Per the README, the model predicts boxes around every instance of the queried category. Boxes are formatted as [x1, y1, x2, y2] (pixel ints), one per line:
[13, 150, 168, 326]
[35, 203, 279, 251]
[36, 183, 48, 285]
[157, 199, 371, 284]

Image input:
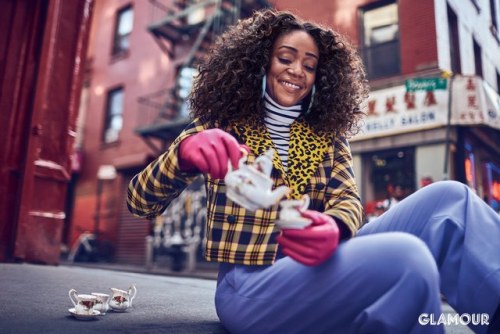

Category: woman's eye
[304, 65, 316, 72]
[278, 58, 292, 64]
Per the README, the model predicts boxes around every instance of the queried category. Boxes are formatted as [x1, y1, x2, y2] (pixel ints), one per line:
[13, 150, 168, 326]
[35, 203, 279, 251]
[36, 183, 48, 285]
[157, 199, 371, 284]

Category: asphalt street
[0, 263, 474, 334]
[0, 263, 227, 334]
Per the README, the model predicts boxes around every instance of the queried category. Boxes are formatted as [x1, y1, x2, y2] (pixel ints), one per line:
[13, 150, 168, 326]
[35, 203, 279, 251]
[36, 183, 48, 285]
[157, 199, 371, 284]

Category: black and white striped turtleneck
[263, 92, 302, 171]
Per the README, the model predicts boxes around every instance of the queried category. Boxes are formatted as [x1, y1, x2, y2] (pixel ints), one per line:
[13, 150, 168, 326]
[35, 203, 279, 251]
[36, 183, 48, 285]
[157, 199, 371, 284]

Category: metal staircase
[136, 0, 270, 154]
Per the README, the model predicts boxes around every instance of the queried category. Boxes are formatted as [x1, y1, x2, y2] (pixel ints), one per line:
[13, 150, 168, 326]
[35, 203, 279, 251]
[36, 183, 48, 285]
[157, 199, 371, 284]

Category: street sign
[405, 78, 448, 92]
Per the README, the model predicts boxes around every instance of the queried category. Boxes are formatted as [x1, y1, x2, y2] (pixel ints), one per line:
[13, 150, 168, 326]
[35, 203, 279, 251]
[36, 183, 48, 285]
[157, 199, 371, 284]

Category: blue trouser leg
[215, 233, 442, 334]
[358, 180, 500, 334]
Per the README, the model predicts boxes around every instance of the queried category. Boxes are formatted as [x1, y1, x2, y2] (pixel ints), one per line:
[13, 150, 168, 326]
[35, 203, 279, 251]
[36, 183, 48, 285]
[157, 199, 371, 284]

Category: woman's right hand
[178, 129, 246, 179]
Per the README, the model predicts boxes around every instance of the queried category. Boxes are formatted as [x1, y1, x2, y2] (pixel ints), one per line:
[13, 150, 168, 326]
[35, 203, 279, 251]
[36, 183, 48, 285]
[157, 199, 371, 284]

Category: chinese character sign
[352, 84, 449, 141]
[451, 76, 500, 130]
[451, 76, 486, 125]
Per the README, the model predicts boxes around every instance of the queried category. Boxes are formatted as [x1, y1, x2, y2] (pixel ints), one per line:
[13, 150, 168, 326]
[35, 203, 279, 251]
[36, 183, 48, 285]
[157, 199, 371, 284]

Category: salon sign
[351, 84, 449, 141]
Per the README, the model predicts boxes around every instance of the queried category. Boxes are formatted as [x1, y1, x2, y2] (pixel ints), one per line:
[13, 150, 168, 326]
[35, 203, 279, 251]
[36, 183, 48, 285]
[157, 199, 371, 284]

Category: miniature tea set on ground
[224, 148, 312, 229]
[68, 285, 137, 320]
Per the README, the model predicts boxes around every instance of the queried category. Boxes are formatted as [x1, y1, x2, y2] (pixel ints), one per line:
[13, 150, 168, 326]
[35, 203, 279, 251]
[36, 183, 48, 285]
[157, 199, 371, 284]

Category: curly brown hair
[189, 8, 369, 136]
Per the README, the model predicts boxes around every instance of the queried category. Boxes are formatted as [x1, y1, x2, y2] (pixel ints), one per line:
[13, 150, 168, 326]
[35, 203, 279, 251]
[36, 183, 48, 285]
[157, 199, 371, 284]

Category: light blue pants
[215, 181, 500, 334]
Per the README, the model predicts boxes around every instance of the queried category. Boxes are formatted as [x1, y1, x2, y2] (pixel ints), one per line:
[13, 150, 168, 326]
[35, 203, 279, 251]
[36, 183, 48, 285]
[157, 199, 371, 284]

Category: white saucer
[68, 308, 100, 320]
[275, 217, 312, 229]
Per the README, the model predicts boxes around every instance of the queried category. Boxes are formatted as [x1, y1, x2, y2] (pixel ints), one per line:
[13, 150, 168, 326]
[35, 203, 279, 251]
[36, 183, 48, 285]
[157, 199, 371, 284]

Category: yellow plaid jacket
[127, 117, 363, 265]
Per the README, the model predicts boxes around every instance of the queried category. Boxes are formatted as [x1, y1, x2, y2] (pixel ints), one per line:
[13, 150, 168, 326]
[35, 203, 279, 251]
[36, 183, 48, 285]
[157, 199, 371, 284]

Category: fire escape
[136, 0, 270, 154]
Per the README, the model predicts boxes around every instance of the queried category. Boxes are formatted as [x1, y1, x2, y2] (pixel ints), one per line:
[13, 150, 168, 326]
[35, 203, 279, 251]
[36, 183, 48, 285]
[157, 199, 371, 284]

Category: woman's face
[266, 30, 319, 107]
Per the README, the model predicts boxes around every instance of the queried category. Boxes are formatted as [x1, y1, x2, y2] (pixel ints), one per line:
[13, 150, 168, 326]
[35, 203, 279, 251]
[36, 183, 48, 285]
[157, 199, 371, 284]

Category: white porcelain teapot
[224, 148, 289, 211]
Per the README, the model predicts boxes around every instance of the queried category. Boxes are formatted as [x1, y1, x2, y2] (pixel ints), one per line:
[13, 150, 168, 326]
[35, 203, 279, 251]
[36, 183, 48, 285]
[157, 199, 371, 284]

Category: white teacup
[280, 195, 310, 219]
[69, 289, 97, 315]
[275, 195, 312, 229]
[109, 285, 137, 312]
[91, 292, 110, 315]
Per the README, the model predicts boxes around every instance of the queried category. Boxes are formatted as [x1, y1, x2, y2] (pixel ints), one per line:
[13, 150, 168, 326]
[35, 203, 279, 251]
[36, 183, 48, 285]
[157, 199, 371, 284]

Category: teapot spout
[267, 186, 290, 205]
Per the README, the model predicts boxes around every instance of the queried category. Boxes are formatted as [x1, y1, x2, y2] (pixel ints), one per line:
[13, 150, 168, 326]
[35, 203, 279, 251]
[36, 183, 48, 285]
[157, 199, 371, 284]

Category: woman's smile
[279, 80, 302, 90]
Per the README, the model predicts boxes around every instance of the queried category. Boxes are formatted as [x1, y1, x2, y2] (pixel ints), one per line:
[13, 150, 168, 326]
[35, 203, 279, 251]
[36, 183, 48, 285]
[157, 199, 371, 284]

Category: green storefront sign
[405, 78, 448, 92]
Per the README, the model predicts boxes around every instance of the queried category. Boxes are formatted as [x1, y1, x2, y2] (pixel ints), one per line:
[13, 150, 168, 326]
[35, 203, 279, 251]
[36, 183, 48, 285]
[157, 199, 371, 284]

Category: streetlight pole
[442, 70, 454, 180]
[94, 178, 104, 238]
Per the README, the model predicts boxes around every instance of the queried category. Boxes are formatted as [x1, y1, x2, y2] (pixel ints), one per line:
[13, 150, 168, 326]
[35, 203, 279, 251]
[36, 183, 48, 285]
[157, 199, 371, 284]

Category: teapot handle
[128, 284, 137, 303]
[68, 289, 78, 307]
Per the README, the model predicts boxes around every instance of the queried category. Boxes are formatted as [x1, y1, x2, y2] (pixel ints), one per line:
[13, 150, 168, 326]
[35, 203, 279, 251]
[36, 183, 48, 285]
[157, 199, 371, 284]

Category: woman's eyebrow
[278, 45, 319, 59]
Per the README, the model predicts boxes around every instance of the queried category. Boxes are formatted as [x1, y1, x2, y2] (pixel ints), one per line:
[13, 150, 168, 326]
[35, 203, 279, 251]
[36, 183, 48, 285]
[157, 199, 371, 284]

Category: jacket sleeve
[324, 136, 363, 239]
[126, 118, 208, 218]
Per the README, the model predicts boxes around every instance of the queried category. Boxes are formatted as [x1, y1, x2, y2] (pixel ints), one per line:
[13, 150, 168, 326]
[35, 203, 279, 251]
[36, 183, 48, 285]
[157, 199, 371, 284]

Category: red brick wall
[399, 0, 438, 74]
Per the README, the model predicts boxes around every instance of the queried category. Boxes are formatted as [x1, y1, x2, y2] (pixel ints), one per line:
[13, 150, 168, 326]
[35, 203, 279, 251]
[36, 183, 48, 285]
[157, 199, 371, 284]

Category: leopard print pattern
[232, 117, 331, 199]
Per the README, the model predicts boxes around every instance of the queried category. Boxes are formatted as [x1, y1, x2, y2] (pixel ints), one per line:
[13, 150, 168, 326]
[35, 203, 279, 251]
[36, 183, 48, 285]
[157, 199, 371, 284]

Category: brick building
[70, 0, 500, 267]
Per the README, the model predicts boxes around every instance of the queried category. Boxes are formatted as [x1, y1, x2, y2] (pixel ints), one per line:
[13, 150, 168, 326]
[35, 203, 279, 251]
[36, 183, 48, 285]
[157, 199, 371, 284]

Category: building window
[490, 0, 499, 39]
[176, 66, 198, 118]
[360, 1, 400, 80]
[496, 71, 500, 93]
[103, 87, 124, 143]
[112, 5, 133, 56]
[473, 38, 483, 78]
[447, 5, 462, 75]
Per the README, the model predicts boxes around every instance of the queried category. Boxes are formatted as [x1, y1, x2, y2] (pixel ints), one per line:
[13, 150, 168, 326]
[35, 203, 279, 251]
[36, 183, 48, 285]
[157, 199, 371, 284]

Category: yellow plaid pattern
[127, 117, 363, 265]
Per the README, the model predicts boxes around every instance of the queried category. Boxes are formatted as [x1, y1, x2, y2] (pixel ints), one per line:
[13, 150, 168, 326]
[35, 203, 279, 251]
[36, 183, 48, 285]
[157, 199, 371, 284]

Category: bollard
[145, 236, 154, 272]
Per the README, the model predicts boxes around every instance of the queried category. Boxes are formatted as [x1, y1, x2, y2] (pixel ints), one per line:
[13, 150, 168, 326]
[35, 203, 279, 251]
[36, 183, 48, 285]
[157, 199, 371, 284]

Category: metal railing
[136, 88, 180, 129]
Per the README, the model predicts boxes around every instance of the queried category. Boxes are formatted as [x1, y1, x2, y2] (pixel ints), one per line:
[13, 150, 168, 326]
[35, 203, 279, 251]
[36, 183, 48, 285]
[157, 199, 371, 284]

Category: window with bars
[359, 1, 400, 80]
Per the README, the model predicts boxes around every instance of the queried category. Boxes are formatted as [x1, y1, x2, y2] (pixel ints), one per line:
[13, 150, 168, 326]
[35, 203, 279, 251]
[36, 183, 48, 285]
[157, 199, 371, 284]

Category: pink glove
[178, 129, 246, 179]
[276, 210, 339, 266]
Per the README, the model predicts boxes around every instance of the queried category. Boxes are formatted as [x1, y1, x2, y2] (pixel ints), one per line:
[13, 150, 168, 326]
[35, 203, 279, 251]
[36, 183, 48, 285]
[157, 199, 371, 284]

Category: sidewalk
[1, 262, 475, 333]
[62, 259, 219, 280]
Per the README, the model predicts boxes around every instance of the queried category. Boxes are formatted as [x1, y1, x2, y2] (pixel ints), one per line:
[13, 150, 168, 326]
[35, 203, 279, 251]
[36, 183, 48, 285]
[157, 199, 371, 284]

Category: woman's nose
[287, 63, 304, 77]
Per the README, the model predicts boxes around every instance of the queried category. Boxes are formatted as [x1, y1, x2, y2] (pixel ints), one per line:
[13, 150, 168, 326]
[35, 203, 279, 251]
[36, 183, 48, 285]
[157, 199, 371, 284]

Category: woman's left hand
[276, 210, 339, 266]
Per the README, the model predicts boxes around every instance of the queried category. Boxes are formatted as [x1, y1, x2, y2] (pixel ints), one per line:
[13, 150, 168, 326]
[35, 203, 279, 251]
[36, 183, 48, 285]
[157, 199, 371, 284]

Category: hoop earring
[261, 75, 267, 98]
[306, 85, 316, 114]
